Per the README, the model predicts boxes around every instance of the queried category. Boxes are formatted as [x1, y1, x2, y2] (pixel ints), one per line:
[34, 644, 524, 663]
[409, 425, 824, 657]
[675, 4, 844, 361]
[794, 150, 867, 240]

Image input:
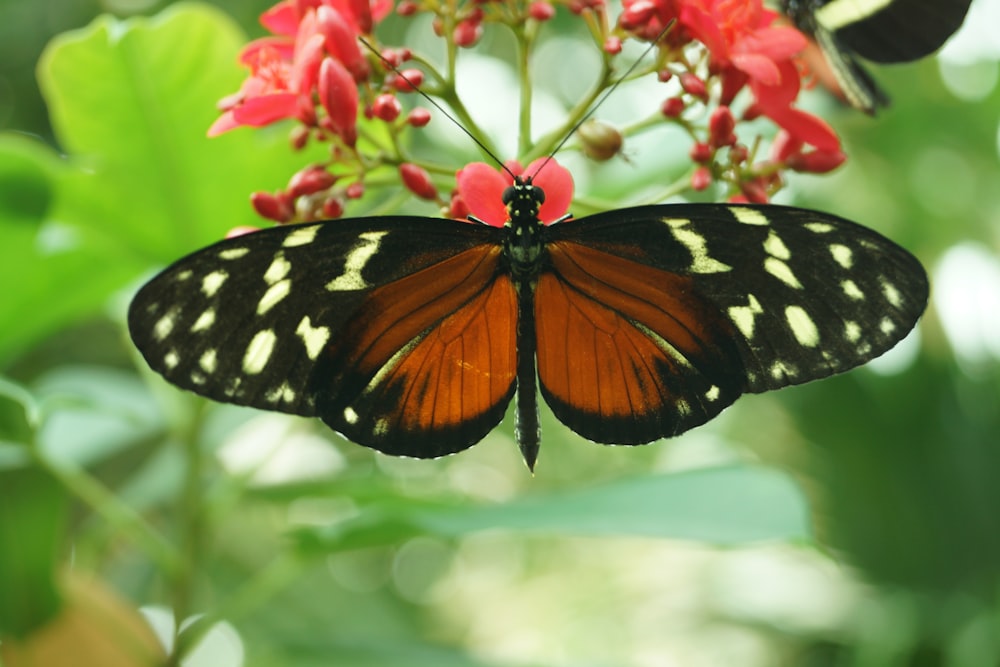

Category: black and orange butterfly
[128, 169, 928, 470]
[782, 0, 972, 113]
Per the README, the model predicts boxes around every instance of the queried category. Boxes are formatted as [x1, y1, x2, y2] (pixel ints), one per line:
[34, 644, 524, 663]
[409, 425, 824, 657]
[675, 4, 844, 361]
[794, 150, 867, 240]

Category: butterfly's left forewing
[128, 218, 517, 458]
[537, 204, 928, 445]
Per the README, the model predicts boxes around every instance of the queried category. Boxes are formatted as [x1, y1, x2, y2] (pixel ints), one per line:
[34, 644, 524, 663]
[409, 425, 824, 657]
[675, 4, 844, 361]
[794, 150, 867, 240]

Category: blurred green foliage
[1, 1, 999, 666]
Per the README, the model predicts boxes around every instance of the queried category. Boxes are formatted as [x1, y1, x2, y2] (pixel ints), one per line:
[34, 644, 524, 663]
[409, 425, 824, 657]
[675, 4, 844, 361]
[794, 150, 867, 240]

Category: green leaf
[0, 467, 67, 638]
[37, 3, 318, 265]
[1, 4, 324, 365]
[296, 465, 811, 553]
[0, 135, 132, 367]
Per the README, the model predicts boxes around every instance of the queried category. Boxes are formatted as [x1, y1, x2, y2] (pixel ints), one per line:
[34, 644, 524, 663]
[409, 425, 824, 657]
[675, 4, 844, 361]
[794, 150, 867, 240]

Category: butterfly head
[502, 176, 545, 225]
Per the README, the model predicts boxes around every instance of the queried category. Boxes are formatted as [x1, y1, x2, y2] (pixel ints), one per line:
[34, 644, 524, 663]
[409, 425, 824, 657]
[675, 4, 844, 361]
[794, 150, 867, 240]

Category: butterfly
[782, 0, 972, 113]
[128, 170, 929, 470]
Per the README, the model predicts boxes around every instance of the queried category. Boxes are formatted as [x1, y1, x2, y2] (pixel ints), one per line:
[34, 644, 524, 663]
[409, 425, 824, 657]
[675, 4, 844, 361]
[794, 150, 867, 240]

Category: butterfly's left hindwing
[537, 204, 928, 444]
[128, 218, 516, 458]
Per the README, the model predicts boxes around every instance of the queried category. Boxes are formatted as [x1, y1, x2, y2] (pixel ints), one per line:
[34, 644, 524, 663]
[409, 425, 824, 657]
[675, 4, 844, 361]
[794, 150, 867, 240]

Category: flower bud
[318, 57, 358, 146]
[322, 197, 345, 219]
[578, 120, 623, 161]
[691, 167, 712, 191]
[252, 191, 294, 222]
[618, 1, 655, 29]
[454, 19, 483, 47]
[679, 73, 707, 100]
[657, 69, 672, 83]
[728, 143, 748, 164]
[740, 178, 769, 203]
[408, 108, 432, 127]
[708, 106, 737, 148]
[400, 163, 438, 200]
[391, 68, 424, 92]
[372, 93, 402, 122]
[346, 181, 365, 199]
[661, 97, 685, 118]
[603, 37, 622, 54]
[689, 142, 712, 164]
[530, 1, 555, 20]
[397, 0, 418, 14]
[288, 166, 337, 198]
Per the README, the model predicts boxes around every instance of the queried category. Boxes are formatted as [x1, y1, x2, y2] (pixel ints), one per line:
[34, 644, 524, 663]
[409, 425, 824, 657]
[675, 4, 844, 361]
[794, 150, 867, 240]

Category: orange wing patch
[321, 244, 518, 456]
[536, 241, 744, 444]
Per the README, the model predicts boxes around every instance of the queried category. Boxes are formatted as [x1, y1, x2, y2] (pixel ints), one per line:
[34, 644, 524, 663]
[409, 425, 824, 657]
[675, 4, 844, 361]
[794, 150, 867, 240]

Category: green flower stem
[30, 447, 183, 578]
[174, 554, 306, 661]
[516, 22, 535, 157]
[167, 400, 211, 667]
[522, 62, 615, 163]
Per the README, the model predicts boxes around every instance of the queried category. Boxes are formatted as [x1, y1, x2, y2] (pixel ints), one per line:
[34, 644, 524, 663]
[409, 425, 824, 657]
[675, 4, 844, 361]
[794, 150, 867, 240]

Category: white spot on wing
[765, 257, 802, 288]
[764, 231, 791, 260]
[202, 271, 228, 297]
[883, 281, 902, 308]
[219, 247, 250, 260]
[257, 279, 291, 315]
[243, 329, 277, 374]
[770, 360, 795, 380]
[730, 207, 769, 226]
[283, 225, 319, 247]
[845, 320, 862, 342]
[805, 222, 835, 233]
[706, 385, 720, 401]
[296, 316, 331, 360]
[199, 349, 217, 373]
[665, 219, 732, 274]
[880, 318, 896, 335]
[190, 308, 215, 332]
[344, 407, 359, 424]
[676, 399, 692, 416]
[264, 253, 292, 284]
[728, 294, 764, 339]
[830, 244, 853, 269]
[153, 309, 178, 341]
[841, 279, 865, 300]
[266, 382, 296, 404]
[164, 350, 180, 370]
[326, 231, 388, 291]
[785, 305, 819, 347]
[817, 0, 892, 31]
[176, 270, 193, 281]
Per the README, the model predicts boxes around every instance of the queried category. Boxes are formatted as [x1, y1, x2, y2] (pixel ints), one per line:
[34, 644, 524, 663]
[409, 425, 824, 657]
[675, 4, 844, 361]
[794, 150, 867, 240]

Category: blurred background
[1, 0, 999, 665]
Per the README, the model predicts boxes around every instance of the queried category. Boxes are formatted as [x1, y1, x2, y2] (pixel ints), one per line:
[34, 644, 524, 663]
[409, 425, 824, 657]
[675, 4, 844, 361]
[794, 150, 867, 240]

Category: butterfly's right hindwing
[128, 218, 511, 452]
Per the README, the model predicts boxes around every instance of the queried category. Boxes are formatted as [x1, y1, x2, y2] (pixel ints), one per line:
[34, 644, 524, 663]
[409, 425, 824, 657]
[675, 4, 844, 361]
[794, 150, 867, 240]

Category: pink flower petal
[231, 93, 302, 127]
[261, 1, 301, 36]
[456, 162, 509, 226]
[240, 37, 295, 67]
[524, 158, 574, 223]
[767, 107, 841, 152]
[207, 110, 241, 137]
[731, 52, 781, 86]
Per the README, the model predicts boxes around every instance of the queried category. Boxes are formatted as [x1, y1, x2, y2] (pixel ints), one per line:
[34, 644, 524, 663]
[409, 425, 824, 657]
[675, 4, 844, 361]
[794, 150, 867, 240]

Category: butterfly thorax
[501, 178, 546, 281]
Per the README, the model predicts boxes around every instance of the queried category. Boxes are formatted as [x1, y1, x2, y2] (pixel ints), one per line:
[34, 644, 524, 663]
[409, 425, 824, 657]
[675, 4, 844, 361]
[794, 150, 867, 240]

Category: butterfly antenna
[529, 20, 676, 180]
[359, 38, 515, 179]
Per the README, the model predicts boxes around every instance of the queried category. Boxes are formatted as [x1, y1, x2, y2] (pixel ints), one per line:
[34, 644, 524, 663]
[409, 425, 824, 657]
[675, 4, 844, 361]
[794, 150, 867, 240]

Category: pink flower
[209, 0, 390, 141]
[454, 159, 574, 227]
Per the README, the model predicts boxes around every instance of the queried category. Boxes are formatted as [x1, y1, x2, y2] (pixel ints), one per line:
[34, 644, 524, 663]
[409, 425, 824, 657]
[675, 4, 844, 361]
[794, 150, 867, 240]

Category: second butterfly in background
[781, 0, 973, 113]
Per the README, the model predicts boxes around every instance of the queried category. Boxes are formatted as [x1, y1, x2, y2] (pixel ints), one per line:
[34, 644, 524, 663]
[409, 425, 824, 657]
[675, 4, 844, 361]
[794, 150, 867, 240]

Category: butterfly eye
[501, 185, 516, 205]
[531, 185, 545, 204]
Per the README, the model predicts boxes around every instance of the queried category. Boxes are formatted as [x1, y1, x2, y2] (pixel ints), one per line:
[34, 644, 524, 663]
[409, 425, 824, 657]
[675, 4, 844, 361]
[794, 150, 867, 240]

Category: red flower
[208, 46, 306, 136]
[454, 159, 574, 227]
[209, 0, 388, 139]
